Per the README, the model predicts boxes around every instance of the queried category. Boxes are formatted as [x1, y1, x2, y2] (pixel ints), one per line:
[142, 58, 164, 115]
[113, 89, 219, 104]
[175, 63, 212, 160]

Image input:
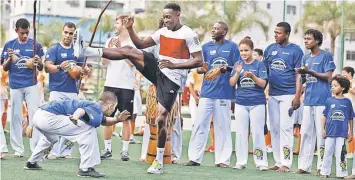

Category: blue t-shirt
[200, 40, 239, 99]
[40, 99, 105, 128]
[303, 50, 336, 106]
[323, 97, 355, 138]
[263, 43, 303, 96]
[231, 60, 268, 106]
[1, 38, 44, 89]
[45, 43, 84, 93]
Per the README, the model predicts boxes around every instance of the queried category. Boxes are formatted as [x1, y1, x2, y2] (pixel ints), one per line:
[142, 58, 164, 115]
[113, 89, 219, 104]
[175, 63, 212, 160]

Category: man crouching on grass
[24, 91, 131, 178]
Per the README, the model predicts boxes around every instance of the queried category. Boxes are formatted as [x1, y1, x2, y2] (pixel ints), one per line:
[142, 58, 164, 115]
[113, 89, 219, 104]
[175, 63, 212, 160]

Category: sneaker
[100, 150, 112, 160]
[73, 28, 85, 59]
[233, 164, 245, 170]
[13, 153, 23, 158]
[120, 150, 129, 161]
[147, 160, 163, 174]
[112, 132, 119, 137]
[259, 166, 268, 171]
[347, 153, 354, 159]
[46, 154, 57, 160]
[172, 156, 179, 164]
[184, 160, 201, 166]
[59, 155, 73, 159]
[24, 162, 42, 170]
[266, 146, 273, 153]
[77, 167, 105, 178]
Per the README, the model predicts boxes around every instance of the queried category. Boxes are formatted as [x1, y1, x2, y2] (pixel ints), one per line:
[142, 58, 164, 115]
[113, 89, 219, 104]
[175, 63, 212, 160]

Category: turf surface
[0, 127, 347, 180]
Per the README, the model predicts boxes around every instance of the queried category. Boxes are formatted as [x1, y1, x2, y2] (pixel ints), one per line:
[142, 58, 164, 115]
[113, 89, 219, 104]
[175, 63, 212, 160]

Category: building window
[267, 3, 271, 9]
[66, 0, 79, 7]
[287, 5, 296, 15]
[85, 0, 101, 8]
[346, 51, 355, 61]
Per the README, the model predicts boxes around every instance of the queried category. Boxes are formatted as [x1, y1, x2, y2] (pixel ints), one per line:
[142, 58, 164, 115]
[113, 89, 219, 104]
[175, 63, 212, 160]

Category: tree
[77, 13, 114, 38]
[221, 1, 271, 40]
[295, 1, 355, 55]
[37, 19, 63, 48]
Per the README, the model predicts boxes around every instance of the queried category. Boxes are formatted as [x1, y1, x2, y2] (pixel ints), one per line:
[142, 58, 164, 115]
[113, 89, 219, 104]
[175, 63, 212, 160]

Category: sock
[84, 47, 103, 57]
[104, 139, 112, 152]
[130, 134, 134, 140]
[156, 148, 165, 164]
[122, 141, 129, 152]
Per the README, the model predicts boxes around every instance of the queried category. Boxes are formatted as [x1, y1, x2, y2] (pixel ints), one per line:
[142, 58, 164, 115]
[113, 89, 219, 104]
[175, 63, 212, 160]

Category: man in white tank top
[100, 15, 135, 161]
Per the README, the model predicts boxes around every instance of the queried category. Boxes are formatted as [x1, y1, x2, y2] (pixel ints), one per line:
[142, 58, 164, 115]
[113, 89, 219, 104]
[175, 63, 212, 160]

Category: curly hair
[305, 29, 323, 46]
[331, 74, 350, 94]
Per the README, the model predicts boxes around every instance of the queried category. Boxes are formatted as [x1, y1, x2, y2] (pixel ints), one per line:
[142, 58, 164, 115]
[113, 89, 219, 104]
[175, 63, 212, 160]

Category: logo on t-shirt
[15, 56, 30, 69]
[306, 74, 317, 83]
[331, 110, 345, 121]
[240, 76, 256, 88]
[211, 57, 228, 67]
[270, 58, 286, 71]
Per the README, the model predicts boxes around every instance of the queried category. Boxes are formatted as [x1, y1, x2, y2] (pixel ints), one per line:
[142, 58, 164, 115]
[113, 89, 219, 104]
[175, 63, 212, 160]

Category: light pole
[340, 0, 345, 70]
[283, 0, 286, 22]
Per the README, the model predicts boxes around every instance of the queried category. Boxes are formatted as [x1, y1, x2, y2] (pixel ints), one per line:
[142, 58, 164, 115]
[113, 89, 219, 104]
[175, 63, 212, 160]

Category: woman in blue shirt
[230, 38, 268, 170]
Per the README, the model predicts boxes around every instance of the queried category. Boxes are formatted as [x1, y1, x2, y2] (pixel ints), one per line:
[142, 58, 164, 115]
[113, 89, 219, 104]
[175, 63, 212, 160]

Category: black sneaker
[100, 150, 112, 160]
[184, 160, 201, 166]
[24, 162, 42, 170]
[77, 168, 105, 178]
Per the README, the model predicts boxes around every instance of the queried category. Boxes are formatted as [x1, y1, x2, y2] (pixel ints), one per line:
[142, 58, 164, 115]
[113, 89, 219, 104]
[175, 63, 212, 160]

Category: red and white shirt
[151, 25, 202, 86]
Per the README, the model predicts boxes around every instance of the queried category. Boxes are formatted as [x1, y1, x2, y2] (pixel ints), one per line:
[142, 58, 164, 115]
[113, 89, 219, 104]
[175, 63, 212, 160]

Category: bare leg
[102, 46, 145, 69]
[157, 103, 169, 148]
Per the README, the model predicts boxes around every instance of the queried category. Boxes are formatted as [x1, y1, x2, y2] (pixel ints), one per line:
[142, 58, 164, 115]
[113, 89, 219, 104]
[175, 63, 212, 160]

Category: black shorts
[137, 51, 179, 112]
[103, 86, 134, 117]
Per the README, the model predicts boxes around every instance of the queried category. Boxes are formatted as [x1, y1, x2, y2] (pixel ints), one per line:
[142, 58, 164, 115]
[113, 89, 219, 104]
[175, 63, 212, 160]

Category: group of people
[1, 2, 355, 179]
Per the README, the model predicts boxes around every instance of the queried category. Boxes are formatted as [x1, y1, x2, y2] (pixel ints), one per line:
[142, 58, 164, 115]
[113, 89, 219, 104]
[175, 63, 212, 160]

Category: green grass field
[0, 127, 347, 180]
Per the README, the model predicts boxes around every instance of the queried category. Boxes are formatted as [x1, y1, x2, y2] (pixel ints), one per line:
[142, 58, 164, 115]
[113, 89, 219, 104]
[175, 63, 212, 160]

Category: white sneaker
[233, 164, 245, 170]
[73, 28, 85, 59]
[147, 160, 163, 174]
[347, 153, 354, 159]
[259, 166, 268, 171]
[266, 146, 273, 153]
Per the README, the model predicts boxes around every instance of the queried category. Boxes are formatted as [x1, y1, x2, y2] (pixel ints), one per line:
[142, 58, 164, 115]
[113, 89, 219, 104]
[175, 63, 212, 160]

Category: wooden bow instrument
[77, 0, 112, 90]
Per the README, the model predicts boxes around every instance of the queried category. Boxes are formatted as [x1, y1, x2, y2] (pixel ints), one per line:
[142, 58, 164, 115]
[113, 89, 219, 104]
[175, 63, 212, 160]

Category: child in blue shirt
[320, 75, 354, 178]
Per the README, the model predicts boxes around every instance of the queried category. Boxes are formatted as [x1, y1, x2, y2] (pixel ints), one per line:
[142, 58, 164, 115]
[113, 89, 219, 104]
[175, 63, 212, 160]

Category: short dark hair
[217, 21, 228, 33]
[254, 48, 263, 56]
[332, 74, 350, 94]
[343, 66, 355, 77]
[164, 3, 181, 12]
[99, 91, 117, 105]
[15, 18, 30, 29]
[276, 22, 291, 34]
[63, 22, 76, 30]
[305, 29, 323, 46]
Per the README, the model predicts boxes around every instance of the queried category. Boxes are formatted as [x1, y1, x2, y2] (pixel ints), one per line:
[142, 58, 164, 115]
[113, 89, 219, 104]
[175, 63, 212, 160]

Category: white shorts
[133, 89, 142, 115]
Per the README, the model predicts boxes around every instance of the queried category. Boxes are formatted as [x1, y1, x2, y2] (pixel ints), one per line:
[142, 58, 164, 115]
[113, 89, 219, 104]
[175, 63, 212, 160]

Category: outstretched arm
[101, 110, 131, 126]
[124, 16, 156, 49]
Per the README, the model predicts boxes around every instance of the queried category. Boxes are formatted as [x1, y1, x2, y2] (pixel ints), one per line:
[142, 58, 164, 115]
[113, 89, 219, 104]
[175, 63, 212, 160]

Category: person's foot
[347, 153, 354, 159]
[293, 151, 299, 155]
[320, 175, 329, 178]
[120, 150, 129, 161]
[233, 164, 245, 170]
[266, 146, 273, 153]
[184, 160, 200, 166]
[217, 163, 229, 168]
[172, 156, 179, 164]
[276, 166, 290, 173]
[13, 153, 23, 158]
[100, 150, 112, 160]
[139, 158, 146, 162]
[268, 165, 279, 171]
[73, 28, 85, 59]
[344, 175, 355, 179]
[77, 167, 105, 178]
[129, 138, 140, 144]
[147, 160, 163, 174]
[316, 169, 321, 176]
[259, 166, 268, 171]
[60, 155, 73, 159]
[24, 162, 42, 170]
[112, 132, 119, 137]
[204, 145, 215, 152]
[296, 169, 309, 174]
[0, 152, 6, 159]
[46, 154, 57, 160]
